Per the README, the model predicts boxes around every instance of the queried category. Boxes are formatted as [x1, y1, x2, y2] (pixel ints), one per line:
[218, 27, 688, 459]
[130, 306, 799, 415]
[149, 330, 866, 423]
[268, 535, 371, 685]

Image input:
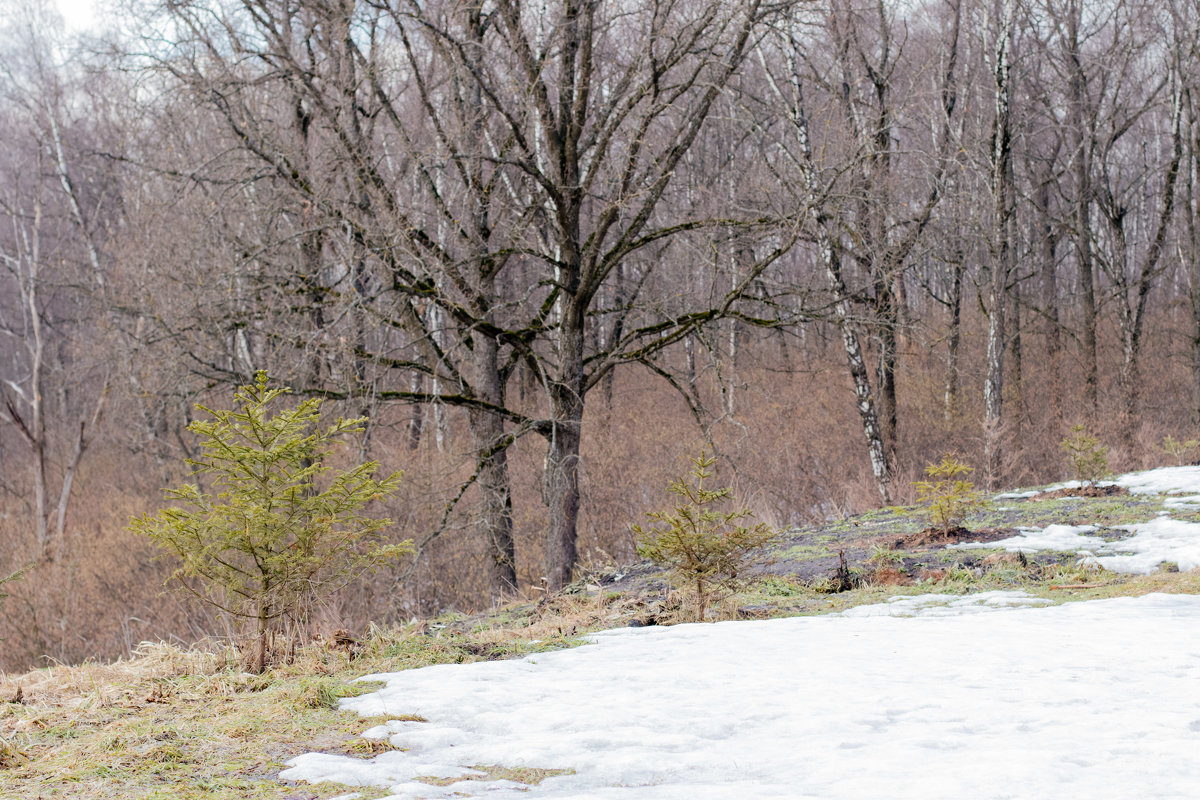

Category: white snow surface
[956, 466, 1200, 572]
[1114, 465, 1200, 494]
[283, 593, 1200, 799]
[994, 465, 1200, 500]
[950, 523, 1103, 553]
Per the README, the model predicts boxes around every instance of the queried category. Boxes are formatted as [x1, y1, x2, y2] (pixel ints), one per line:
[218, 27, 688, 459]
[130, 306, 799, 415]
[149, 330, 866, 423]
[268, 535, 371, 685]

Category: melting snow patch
[994, 465, 1200, 500]
[948, 518, 1200, 573]
[1095, 517, 1200, 573]
[282, 594, 1200, 799]
[1164, 494, 1200, 509]
[832, 590, 1051, 617]
[1115, 466, 1200, 495]
[947, 518, 1200, 574]
[992, 489, 1039, 499]
[949, 524, 1103, 553]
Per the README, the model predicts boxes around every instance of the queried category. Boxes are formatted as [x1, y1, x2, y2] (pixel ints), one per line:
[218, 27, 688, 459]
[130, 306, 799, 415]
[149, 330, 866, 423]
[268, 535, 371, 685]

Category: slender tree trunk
[1067, 0, 1099, 411]
[1189, 96, 1200, 429]
[771, 39, 892, 502]
[406, 373, 423, 449]
[876, 287, 899, 466]
[984, 0, 1016, 490]
[254, 599, 270, 674]
[32, 432, 49, 559]
[1193, 277, 1200, 428]
[944, 251, 964, 421]
[983, 267, 1008, 488]
[1010, 278, 1023, 435]
[1034, 178, 1062, 417]
[1119, 320, 1141, 439]
[829, 246, 893, 504]
[51, 383, 108, 559]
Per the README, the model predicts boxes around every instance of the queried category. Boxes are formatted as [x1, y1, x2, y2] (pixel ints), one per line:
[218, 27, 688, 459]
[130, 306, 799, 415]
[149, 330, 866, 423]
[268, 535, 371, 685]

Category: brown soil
[1033, 484, 1130, 500]
[868, 566, 912, 586]
[891, 525, 1017, 549]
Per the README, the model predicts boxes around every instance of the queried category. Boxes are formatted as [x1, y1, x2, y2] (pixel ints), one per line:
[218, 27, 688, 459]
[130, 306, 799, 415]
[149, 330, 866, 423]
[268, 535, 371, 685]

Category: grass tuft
[414, 763, 575, 787]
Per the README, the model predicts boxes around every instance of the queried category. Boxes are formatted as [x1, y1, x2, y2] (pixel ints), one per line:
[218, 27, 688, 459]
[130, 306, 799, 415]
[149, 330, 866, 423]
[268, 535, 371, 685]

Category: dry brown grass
[0, 610, 592, 800]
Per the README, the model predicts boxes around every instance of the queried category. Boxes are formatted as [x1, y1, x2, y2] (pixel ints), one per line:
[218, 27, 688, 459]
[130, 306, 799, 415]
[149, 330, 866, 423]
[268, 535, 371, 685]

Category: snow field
[282, 593, 1200, 799]
[283, 466, 1200, 798]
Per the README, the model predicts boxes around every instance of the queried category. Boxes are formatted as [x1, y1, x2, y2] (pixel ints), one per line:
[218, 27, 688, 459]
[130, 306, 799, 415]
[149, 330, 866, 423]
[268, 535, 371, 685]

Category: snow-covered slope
[282, 466, 1200, 799]
[284, 592, 1200, 799]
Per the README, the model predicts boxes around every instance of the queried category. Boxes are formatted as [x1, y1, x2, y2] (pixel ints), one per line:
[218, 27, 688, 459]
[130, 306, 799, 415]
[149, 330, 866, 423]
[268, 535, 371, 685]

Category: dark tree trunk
[469, 335, 517, 593]
[944, 251, 964, 421]
[544, 316, 585, 590]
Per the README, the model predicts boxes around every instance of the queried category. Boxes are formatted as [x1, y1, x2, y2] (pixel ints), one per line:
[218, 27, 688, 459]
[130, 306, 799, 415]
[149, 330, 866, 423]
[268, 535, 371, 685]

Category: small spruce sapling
[913, 455, 985, 534]
[0, 569, 21, 605]
[0, 566, 29, 635]
[131, 372, 410, 673]
[632, 449, 777, 622]
[1061, 425, 1110, 487]
[1162, 435, 1200, 467]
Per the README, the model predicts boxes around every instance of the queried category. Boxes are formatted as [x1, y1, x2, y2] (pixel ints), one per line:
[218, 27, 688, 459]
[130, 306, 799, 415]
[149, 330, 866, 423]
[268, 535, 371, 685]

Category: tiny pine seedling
[1061, 425, 1110, 486]
[913, 455, 985, 534]
[632, 449, 777, 622]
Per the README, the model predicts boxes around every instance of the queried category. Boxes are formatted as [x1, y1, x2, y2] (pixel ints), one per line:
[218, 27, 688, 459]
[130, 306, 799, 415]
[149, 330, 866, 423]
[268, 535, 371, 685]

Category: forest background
[2, 0, 1199, 672]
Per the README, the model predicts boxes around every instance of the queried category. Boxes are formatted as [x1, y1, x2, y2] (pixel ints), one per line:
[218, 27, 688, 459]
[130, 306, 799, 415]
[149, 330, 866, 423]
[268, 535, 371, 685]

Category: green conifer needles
[913, 455, 985, 534]
[0, 565, 28, 616]
[131, 372, 409, 672]
[632, 450, 777, 621]
[1061, 425, 1110, 487]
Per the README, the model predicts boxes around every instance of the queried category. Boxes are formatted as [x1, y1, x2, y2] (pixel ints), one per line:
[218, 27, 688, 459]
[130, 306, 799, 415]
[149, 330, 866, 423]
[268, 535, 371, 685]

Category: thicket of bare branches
[2, 0, 1199, 670]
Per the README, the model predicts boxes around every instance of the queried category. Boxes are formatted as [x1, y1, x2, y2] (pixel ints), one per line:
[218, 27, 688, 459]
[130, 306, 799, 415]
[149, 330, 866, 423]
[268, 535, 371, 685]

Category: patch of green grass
[869, 544, 905, 565]
[973, 493, 1164, 531]
[1091, 526, 1135, 542]
[754, 576, 808, 598]
[774, 544, 826, 561]
[827, 507, 920, 535]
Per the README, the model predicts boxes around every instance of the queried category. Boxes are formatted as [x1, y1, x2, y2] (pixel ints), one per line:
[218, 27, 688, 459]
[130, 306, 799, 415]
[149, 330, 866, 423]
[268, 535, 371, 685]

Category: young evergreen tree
[913, 455, 985, 534]
[0, 566, 28, 618]
[1060, 426, 1110, 487]
[633, 450, 777, 621]
[131, 372, 408, 672]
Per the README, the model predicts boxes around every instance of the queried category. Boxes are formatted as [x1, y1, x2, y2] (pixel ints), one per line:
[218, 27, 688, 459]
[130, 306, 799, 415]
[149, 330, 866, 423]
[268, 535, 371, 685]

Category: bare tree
[756, 0, 962, 501]
[136, 0, 796, 591]
[0, 2, 112, 561]
[981, 0, 1016, 489]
